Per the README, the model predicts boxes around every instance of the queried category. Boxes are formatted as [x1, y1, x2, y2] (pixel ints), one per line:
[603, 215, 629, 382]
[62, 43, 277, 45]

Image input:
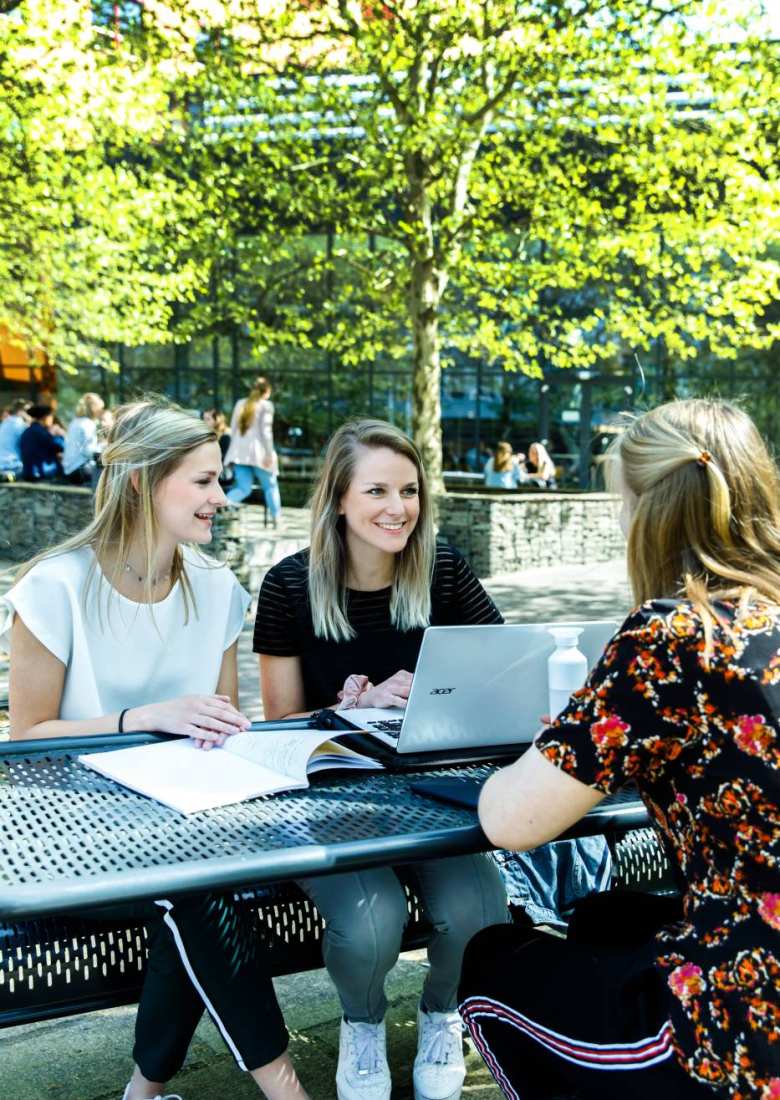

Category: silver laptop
[343, 620, 618, 754]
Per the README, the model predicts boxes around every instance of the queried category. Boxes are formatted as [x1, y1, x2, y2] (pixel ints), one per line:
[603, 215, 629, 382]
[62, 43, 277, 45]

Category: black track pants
[459, 896, 716, 1100]
[132, 892, 288, 1081]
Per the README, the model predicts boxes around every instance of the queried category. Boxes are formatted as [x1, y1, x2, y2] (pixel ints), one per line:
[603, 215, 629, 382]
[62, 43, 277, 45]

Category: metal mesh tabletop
[0, 737, 649, 919]
[0, 739, 488, 917]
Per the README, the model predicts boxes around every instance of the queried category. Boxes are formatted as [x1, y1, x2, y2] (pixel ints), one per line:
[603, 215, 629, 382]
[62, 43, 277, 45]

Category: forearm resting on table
[478, 744, 604, 852]
[11, 713, 127, 741]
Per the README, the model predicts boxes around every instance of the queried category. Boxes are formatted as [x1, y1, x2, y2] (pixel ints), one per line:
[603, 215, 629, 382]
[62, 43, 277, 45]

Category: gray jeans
[297, 853, 508, 1023]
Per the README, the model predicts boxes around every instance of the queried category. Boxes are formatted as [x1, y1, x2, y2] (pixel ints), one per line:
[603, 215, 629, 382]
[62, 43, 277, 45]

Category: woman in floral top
[459, 398, 779, 1100]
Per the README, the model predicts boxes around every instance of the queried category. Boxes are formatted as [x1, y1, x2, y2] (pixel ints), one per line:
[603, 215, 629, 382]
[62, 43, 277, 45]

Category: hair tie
[696, 450, 712, 468]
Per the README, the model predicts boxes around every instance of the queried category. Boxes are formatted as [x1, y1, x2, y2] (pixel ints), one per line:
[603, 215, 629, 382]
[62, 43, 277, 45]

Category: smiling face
[153, 441, 226, 546]
[339, 445, 421, 565]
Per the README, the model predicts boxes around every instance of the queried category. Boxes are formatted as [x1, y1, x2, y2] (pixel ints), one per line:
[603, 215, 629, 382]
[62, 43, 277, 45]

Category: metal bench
[0, 826, 675, 1030]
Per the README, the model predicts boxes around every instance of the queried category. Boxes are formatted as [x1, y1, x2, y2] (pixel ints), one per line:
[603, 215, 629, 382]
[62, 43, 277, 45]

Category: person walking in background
[483, 441, 527, 489]
[0, 399, 30, 476]
[526, 440, 557, 489]
[62, 392, 105, 485]
[225, 377, 282, 525]
[19, 404, 63, 481]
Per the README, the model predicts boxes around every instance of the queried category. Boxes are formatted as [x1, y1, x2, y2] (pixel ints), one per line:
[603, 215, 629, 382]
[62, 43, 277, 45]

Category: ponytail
[238, 376, 271, 435]
[610, 399, 780, 647]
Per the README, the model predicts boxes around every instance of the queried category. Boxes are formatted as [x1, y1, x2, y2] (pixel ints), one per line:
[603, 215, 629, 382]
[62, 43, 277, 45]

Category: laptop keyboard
[368, 719, 403, 735]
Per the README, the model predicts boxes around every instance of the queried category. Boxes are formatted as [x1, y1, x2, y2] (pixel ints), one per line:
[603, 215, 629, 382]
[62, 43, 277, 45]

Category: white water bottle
[547, 626, 588, 721]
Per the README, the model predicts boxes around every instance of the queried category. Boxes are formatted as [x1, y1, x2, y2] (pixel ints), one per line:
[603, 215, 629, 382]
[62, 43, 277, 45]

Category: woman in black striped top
[254, 541, 502, 712]
[254, 420, 508, 1100]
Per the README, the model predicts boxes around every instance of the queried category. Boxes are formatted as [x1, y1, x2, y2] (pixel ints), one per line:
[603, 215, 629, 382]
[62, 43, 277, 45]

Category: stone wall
[0, 482, 94, 561]
[436, 491, 623, 577]
[0, 482, 622, 581]
[0, 482, 249, 583]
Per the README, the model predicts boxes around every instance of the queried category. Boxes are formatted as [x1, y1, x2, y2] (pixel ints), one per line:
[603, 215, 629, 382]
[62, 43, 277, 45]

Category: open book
[78, 726, 383, 815]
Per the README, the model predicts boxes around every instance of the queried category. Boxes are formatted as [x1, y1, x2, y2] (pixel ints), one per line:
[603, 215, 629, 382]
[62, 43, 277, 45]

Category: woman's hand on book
[126, 695, 251, 748]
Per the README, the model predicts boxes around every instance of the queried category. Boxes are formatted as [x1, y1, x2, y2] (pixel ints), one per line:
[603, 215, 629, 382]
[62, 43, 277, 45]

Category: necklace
[123, 562, 171, 586]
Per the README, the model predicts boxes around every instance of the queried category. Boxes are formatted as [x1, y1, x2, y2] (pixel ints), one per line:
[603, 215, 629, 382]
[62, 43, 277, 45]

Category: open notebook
[79, 726, 383, 815]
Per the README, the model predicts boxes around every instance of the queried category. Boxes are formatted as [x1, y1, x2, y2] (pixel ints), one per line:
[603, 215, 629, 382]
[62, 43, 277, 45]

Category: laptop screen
[342, 621, 618, 753]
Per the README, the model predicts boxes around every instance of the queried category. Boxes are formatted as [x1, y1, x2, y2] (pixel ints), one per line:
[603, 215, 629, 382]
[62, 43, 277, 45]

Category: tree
[131, 0, 779, 488]
[0, 0, 207, 372]
[5, 2, 778, 479]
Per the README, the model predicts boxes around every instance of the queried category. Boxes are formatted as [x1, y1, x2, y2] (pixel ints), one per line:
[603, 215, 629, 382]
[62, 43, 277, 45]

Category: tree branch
[462, 67, 520, 126]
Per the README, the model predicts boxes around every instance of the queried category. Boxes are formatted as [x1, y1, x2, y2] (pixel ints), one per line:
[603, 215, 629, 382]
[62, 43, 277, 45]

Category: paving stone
[0, 951, 507, 1100]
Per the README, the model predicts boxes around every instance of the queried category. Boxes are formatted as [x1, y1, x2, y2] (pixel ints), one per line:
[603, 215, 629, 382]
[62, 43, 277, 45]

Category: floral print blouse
[535, 599, 780, 1099]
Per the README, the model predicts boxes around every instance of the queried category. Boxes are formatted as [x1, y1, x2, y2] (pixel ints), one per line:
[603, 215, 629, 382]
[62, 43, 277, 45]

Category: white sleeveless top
[0, 546, 250, 721]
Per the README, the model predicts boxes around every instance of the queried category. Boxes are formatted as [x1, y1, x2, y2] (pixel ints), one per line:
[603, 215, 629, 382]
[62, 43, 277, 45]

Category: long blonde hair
[529, 441, 555, 480]
[608, 399, 780, 637]
[493, 441, 514, 473]
[16, 399, 219, 618]
[74, 392, 104, 419]
[309, 419, 436, 642]
[238, 376, 272, 435]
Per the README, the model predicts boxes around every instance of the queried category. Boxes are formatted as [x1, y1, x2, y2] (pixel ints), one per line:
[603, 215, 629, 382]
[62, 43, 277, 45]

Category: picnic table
[0, 733, 666, 1029]
[0, 733, 653, 920]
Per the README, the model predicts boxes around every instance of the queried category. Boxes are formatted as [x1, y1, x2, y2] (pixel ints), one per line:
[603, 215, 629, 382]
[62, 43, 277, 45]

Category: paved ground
[0, 505, 632, 1100]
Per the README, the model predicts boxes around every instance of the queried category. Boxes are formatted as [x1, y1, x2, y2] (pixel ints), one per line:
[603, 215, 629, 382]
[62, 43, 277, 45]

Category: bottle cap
[547, 626, 583, 647]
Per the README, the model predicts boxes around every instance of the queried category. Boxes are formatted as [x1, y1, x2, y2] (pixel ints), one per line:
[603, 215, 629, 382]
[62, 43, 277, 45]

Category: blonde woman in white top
[225, 376, 282, 523]
[1, 400, 308, 1100]
[527, 441, 557, 488]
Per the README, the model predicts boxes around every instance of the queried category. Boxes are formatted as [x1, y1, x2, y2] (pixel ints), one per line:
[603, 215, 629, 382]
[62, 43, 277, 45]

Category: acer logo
[429, 688, 455, 696]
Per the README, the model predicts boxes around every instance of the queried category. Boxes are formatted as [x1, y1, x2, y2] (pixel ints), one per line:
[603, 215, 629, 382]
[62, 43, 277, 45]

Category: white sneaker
[413, 1007, 466, 1100]
[336, 1017, 392, 1100]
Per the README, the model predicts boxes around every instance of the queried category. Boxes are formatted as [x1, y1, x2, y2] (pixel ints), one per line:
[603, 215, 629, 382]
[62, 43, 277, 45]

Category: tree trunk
[409, 255, 445, 494]
[401, 71, 489, 495]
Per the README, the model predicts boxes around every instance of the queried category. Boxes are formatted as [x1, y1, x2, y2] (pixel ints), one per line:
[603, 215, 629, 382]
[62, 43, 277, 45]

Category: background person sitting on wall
[62, 392, 105, 486]
[0, 399, 30, 476]
[483, 440, 527, 489]
[35, 389, 67, 440]
[526, 440, 557, 489]
[19, 404, 63, 482]
[465, 440, 492, 473]
[202, 408, 233, 486]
